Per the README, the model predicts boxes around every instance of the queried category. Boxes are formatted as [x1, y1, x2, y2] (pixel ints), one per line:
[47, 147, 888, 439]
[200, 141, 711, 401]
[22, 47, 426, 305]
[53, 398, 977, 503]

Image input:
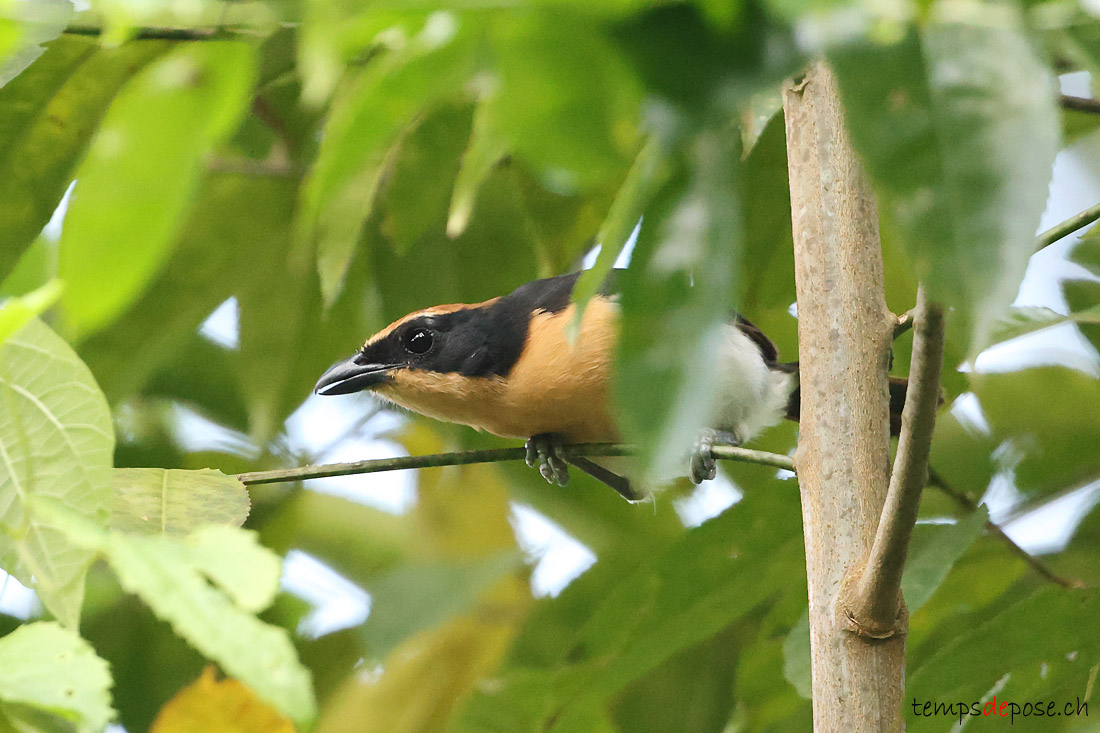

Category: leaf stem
[236, 442, 794, 485]
[1035, 200, 1100, 251]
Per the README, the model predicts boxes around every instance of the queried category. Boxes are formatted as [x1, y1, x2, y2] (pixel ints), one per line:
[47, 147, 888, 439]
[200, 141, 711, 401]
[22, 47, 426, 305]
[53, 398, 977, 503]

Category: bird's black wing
[733, 314, 780, 364]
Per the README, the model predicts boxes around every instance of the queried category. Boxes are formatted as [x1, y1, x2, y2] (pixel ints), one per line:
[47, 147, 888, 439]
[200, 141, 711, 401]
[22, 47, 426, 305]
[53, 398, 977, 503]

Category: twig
[63, 24, 238, 41]
[843, 286, 946, 639]
[998, 474, 1100, 528]
[252, 95, 298, 160]
[1035, 200, 1100, 251]
[711, 444, 795, 471]
[236, 442, 795, 486]
[1060, 94, 1100, 116]
[928, 469, 1082, 590]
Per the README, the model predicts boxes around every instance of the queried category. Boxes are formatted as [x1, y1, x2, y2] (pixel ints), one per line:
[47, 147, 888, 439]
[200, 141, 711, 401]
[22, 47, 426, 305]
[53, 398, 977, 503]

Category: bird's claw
[690, 429, 741, 484]
[526, 433, 570, 486]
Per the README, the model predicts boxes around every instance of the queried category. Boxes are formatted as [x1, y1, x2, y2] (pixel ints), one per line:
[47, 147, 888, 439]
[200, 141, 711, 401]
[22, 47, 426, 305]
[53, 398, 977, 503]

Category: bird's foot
[526, 433, 570, 486]
[690, 429, 742, 484]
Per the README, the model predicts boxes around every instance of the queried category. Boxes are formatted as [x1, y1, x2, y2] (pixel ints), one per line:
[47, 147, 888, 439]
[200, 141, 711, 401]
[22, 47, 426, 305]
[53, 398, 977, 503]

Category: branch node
[893, 309, 914, 340]
[837, 564, 908, 640]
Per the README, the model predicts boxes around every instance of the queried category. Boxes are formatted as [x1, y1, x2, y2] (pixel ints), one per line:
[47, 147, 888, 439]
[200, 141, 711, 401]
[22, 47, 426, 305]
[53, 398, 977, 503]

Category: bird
[314, 271, 906, 500]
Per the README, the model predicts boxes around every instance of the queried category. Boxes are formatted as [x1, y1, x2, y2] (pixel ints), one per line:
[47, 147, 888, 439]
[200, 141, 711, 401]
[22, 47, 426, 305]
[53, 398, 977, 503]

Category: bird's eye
[403, 327, 434, 355]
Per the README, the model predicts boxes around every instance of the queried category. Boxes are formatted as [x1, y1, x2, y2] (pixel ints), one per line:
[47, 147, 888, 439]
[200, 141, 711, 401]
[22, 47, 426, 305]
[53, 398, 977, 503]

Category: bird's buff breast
[376, 300, 621, 443]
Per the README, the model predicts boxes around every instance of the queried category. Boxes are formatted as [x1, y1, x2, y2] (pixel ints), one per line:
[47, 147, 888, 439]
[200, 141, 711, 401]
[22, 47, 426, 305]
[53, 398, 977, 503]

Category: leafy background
[1, 0, 1100, 730]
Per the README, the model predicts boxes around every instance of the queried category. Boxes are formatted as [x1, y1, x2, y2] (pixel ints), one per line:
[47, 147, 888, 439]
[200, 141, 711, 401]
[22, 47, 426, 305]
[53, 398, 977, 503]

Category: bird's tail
[779, 362, 909, 436]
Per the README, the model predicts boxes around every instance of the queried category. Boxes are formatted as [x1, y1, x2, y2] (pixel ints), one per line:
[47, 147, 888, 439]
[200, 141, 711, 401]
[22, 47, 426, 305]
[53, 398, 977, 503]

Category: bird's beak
[314, 355, 396, 396]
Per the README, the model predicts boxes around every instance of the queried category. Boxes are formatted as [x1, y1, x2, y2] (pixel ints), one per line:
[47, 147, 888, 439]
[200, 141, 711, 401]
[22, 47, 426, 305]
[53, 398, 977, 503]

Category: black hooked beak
[314, 354, 397, 396]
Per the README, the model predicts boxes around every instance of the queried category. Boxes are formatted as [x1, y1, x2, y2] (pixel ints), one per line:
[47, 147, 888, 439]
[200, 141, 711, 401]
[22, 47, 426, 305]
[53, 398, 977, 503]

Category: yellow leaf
[151, 667, 294, 733]
[316, 575, 532, 733]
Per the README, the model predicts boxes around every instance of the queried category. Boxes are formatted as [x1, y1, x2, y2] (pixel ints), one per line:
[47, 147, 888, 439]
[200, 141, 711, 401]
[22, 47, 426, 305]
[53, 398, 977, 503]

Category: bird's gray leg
[525, 433, 570, 486]
[690, 428, 742, 484]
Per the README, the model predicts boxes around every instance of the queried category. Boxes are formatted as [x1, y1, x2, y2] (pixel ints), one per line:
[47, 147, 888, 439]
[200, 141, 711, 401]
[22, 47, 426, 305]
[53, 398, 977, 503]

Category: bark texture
[783, 63, 905, 730]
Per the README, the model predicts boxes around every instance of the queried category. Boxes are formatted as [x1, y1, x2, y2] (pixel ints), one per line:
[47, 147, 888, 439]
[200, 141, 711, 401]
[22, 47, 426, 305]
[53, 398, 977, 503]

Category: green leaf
[0, 8, 18, 67]
[830, 5, 1060, 353]
[734, 615, 812, 731]
[58, 41, 258, 339]
[1073, 230, 1100, 277]
[379, 103, 474, 253]
[0, 0, 71, 87]
[0, 236, 54, 300]
[1043, 487, 1100, 588]
[486, 10, 637, 192]
[0, 622, 114, 733]
[103, 531, 316, 726]
[109, 468, 250, 536]
[261, 492, 414, 587]
[359, 552, 522, 660]
[300, 17, 477, 305]
[988, 305, 1100, 346]
[446, 98, 509, 239]
[614, 625, 744, 733]
[78, 174, 289, 409]
[902, 506, 988, 613]
[449, 669, 557, 733]
[210, 178, 304, 442]
[0, 36, 168, 281]
[547, 703, 617, 733]
[311, 160, 389, 310]
[0, 280, 61, 345]
[0, 318, 114, 628]
[904, 535, 1026, 667]
[296, 6, 430, 105]
[573, 487, 802, 700]
[570, 138, 668, 337]
[739, 109, 795, 314]
[616, 128, 740, 486]
[186, 526, 281, 614]
[367, 164, 540, 320]
[907, 586, 1100, 705]
[781, 612, 811, 699]
[929, 403, 998, 499]
[456, 487, 804, 730]
[974, 367, 1100, 498]
[142, 335, 250, 434]
[740, 86, 783, 155]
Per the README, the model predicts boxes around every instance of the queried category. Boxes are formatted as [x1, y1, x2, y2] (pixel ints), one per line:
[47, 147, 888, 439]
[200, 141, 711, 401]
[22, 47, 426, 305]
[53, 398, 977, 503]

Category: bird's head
[313, 299, 522, 398]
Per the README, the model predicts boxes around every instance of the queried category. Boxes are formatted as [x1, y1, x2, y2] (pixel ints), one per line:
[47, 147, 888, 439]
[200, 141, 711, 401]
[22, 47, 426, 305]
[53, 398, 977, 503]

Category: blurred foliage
[0, 0, 1099, 731]
[150, 666, 295, 733]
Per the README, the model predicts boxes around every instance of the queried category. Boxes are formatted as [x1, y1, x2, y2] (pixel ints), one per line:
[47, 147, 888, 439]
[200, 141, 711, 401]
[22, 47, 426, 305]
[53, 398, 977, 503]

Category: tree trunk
[783, 63, 905, 730]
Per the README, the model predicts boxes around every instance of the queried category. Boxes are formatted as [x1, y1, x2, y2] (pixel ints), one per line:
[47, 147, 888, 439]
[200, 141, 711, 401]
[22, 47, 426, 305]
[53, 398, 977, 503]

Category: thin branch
[928, 469, 1082, 590]
[1035, 200, 1100, 251]
[999, 473, 1100, 528]
[236, 442, 795, 486]
[1060, 94, 1100, 116]
[710, 444, 795, 472]
[843, 286, 947, 639]
[252, 95, 298, 160]
[63, 24, 241, 41]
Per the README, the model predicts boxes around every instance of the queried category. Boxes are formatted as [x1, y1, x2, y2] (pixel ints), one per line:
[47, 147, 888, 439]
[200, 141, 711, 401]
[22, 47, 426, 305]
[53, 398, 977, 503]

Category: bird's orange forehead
[362, 298, 499, 349]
